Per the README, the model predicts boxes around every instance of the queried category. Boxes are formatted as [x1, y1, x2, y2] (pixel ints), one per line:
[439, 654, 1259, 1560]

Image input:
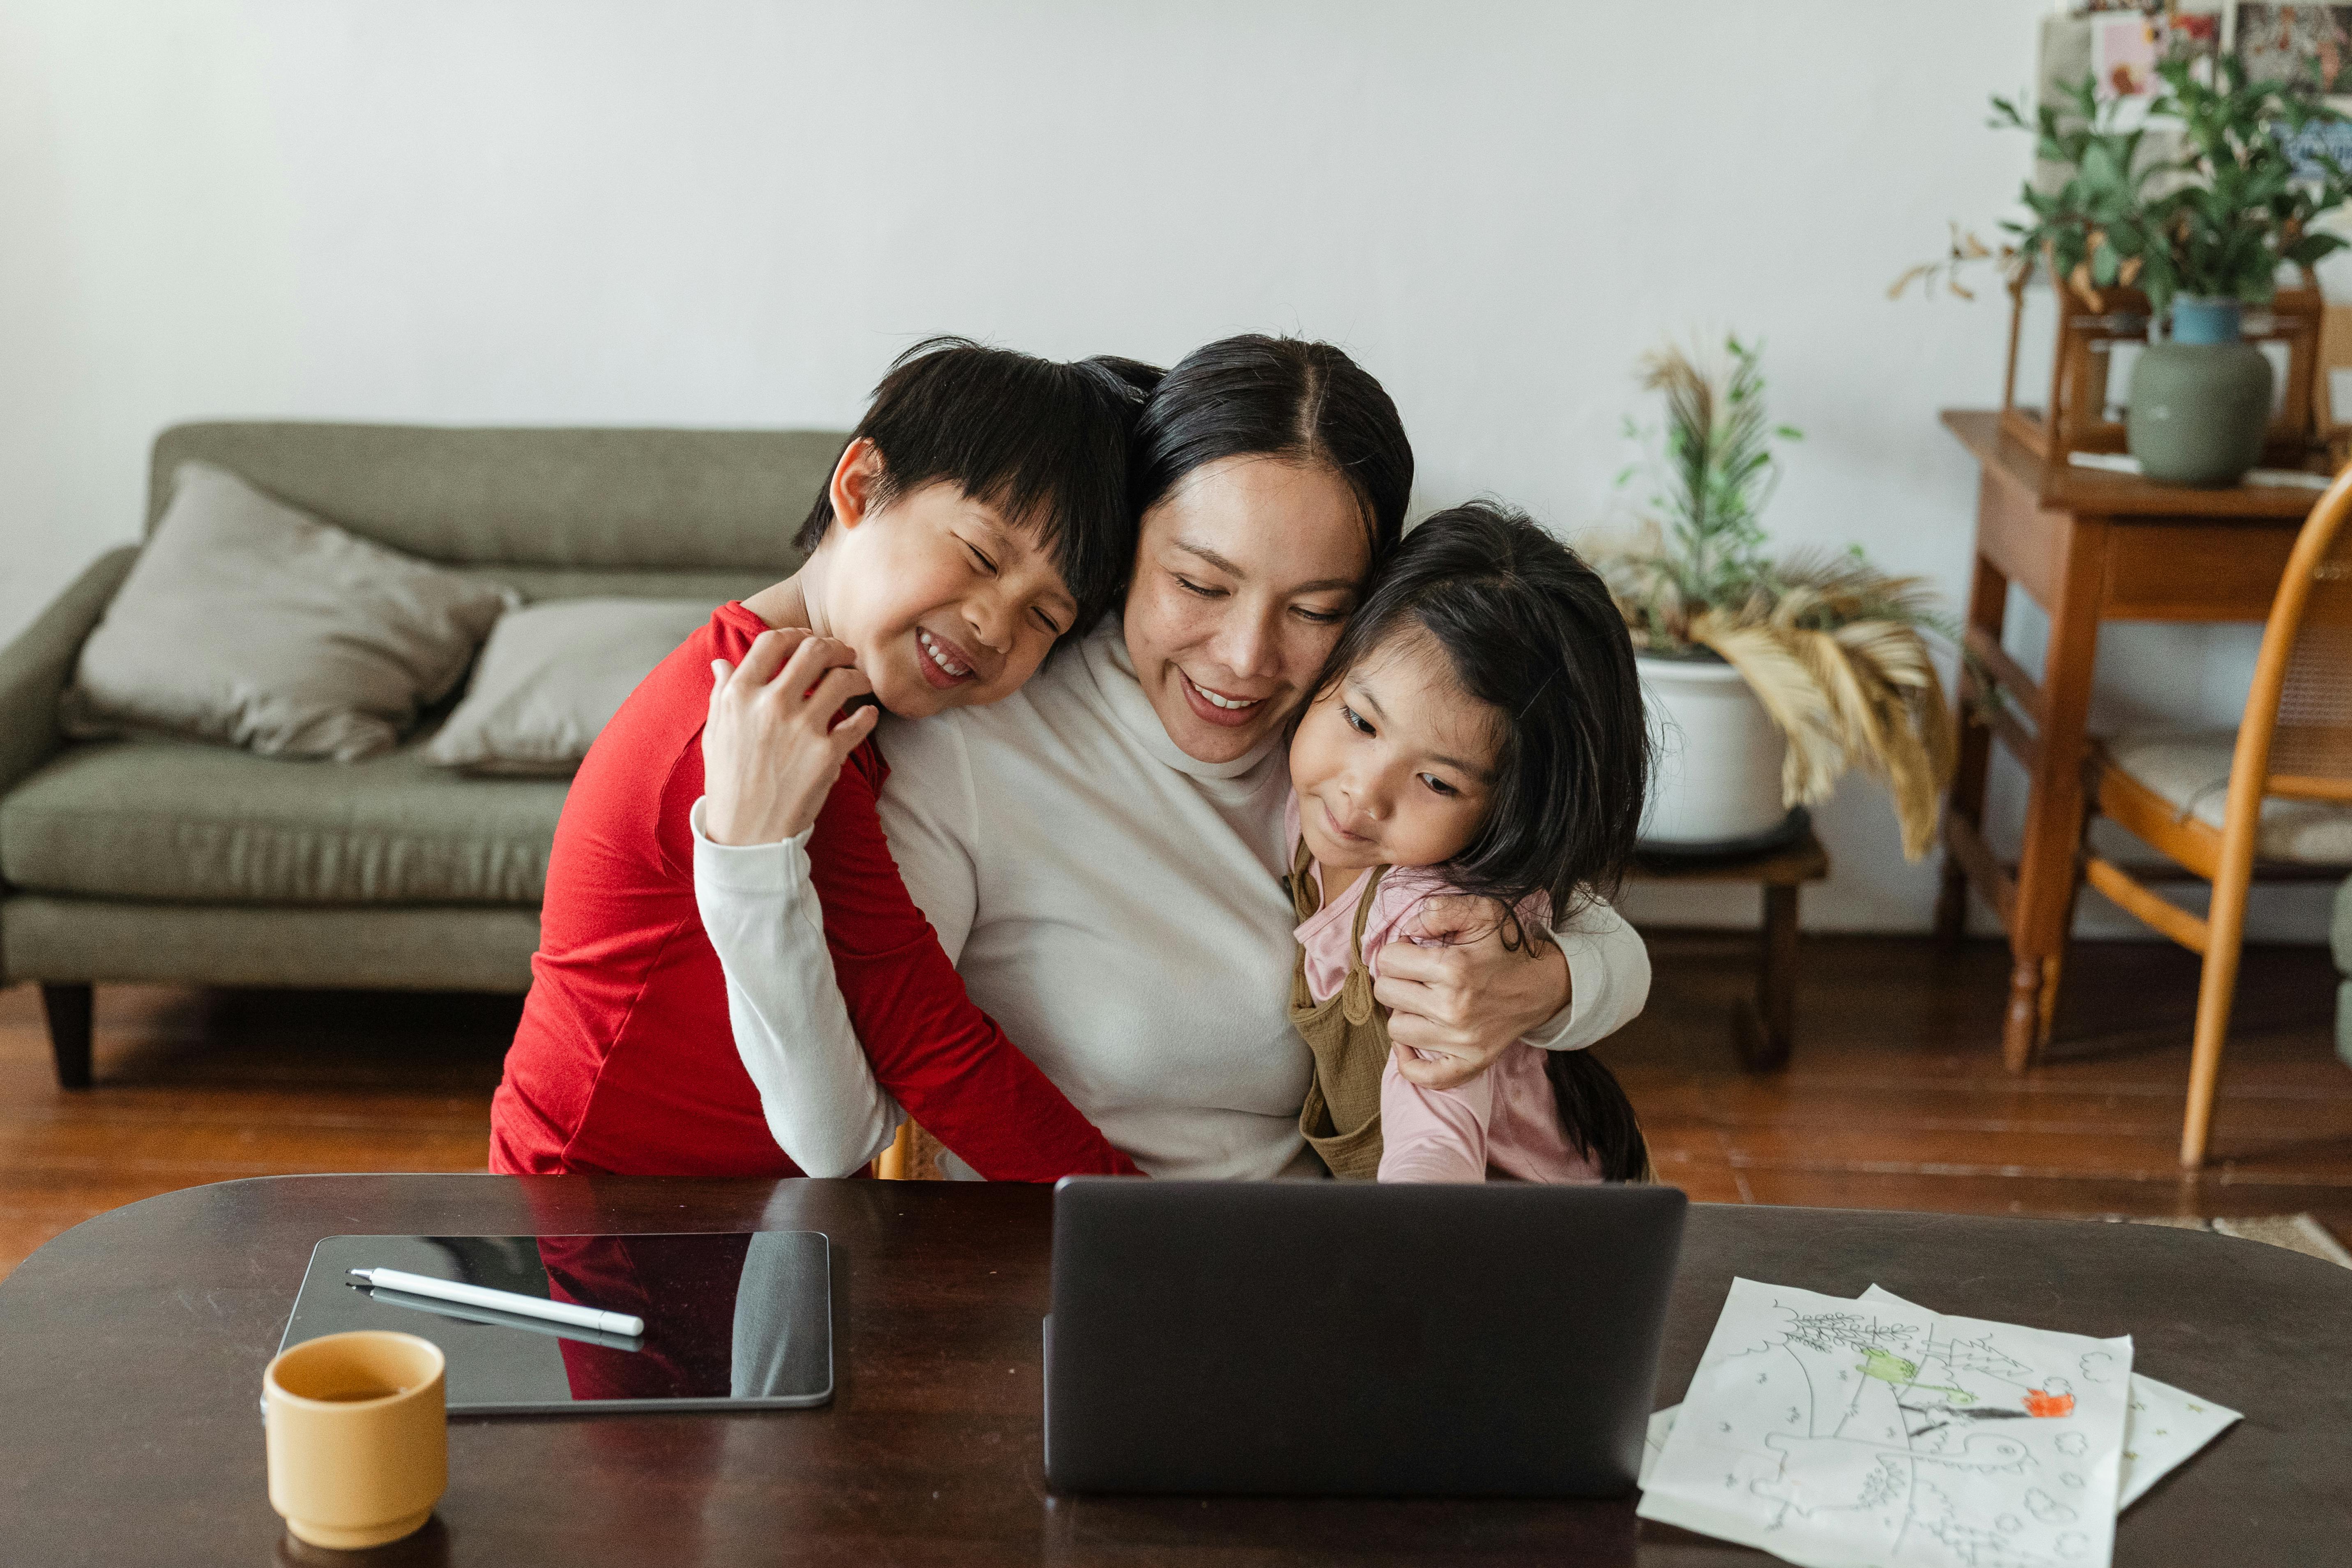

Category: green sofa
[2337, 877, 2352, 1068]
[0, 421, 839, 1087]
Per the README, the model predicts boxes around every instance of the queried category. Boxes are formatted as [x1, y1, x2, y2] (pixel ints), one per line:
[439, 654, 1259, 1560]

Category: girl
[1284, 500, 1653, 1183]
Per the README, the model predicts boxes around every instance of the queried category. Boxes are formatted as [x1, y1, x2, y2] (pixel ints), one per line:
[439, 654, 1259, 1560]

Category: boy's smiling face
[813, 440, 1081, 717]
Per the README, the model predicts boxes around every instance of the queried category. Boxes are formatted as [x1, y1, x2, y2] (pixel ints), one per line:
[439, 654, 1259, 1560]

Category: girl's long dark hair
[1315, 500, 1655, 1181]
[1313, 500, 1650, 919]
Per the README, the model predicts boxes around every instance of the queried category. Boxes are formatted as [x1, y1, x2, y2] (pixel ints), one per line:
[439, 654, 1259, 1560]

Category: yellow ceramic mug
[264, 1330, 447, 1550]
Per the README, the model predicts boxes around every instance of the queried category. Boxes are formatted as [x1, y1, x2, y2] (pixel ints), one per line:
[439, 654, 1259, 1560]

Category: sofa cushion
[61, 462, 517, 762]
[0, 730, 567, 906]
[147, 422, 841, 570]
[426, 599, 715, 776]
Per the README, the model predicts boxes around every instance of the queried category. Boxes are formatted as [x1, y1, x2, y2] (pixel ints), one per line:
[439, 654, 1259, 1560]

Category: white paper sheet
[1638, 1289, 2241, 1512]
[1637, 1278, 2132, 1568]
[1858, 1287, 2239, 1510]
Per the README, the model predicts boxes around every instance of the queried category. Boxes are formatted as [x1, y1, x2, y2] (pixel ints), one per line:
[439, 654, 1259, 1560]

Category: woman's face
[1121, 455, 1372, 764]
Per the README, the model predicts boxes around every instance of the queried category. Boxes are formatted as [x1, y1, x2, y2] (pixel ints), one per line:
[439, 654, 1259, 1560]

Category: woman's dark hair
[1315, 500, 1654, 1179]
[1130, 334, 1413, 576]
[797, 337, 1161, 634]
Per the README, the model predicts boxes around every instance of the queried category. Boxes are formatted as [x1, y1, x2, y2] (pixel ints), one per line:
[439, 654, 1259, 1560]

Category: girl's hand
[1375, 894, 1571, 1090]
[701, 629, 879, 846]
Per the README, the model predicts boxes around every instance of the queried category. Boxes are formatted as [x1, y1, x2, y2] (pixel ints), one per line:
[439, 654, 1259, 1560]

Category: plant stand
[1630, 817, 1828, 1071]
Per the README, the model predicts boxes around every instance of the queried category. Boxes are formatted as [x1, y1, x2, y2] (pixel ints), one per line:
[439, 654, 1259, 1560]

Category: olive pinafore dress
[1285, 838, 1660, 1185]
[1286, 838, 1395, 1181]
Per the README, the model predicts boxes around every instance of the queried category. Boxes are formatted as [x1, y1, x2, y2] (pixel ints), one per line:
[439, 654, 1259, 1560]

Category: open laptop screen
[1045, 1179, 1685, 1497]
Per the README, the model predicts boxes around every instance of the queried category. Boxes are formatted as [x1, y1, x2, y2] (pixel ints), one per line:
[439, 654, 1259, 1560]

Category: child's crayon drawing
[1638, 1278, 2134, 1568]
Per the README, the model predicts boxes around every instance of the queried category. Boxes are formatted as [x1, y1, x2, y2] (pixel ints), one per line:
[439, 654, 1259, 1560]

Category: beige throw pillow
[425, 599, 715, 776]
[61, 461, 516, 762]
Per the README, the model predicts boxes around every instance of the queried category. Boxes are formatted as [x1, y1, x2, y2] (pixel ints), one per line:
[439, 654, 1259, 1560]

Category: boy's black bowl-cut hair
[797, 337, 1161, 635]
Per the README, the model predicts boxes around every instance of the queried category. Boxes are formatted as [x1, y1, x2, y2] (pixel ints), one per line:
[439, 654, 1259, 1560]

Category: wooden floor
[2, 933, 2348, 1279]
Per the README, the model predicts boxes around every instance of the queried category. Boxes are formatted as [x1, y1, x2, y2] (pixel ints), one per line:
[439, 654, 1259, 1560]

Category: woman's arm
[1526, 895, 1652, 1051]
[1373, 893, 1651, 1091]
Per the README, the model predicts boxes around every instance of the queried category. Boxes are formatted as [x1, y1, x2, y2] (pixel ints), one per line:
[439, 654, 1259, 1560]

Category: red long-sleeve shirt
[488, 601, 1139, 1180]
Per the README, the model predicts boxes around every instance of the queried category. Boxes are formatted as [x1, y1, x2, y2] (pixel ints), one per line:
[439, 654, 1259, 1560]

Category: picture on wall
[2234, 2, 2352, 94]
[2091, 12, 2161, 97]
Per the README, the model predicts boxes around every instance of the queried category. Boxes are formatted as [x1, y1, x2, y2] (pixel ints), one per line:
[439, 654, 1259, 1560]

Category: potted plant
[1905, 50, 2350, 485]
[1600, 336, 1957, 858]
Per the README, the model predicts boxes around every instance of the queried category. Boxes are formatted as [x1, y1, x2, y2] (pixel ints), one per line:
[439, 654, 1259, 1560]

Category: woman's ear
[826, 438, 887, 535]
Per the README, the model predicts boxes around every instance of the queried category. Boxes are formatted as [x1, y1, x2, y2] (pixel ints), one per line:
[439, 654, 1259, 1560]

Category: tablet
[277, 1232, 832, 1415]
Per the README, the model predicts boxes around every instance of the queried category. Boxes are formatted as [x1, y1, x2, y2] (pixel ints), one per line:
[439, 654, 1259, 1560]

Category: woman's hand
[1374, 894, 1572, 1091]
[701, 629, 879, 846]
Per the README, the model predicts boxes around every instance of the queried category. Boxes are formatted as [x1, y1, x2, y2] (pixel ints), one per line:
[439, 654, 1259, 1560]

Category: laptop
[1043, 1177, 1685, 1497]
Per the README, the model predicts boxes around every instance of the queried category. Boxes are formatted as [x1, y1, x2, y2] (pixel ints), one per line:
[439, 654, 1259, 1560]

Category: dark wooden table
[2, 1176, 2347, 1566]
[1631, 818, 1829, 1071]
[1937, 410, 2322, 1070]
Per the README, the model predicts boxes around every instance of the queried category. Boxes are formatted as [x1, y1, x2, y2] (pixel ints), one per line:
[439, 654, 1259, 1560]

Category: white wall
[1, 0, 2331, 938]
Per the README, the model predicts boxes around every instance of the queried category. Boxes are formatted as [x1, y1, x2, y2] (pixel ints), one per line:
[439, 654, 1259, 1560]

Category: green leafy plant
[1897, 51, 2352, 313]
[1601, 337, 1957, 858]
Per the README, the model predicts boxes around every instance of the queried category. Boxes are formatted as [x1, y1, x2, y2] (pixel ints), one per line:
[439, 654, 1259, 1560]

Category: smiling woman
[1122, 336, 1412, 765]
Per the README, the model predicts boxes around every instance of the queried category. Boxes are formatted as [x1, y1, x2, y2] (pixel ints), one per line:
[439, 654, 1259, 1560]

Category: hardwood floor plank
[3, 932, 2349, 1280]
[1716, 1123, 2352, 1184]
[1735, 1167, 2352, 1230]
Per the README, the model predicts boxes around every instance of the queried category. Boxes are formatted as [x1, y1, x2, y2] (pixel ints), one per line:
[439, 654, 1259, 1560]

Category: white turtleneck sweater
[693, 620, 1652, 1181]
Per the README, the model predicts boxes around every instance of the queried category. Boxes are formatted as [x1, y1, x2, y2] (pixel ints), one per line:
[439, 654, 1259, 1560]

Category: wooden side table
[1937, 410, 2320, 1071]
[1631, 818, 1828, 1071]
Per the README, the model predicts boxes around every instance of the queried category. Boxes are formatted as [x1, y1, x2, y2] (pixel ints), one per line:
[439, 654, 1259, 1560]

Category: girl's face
[1121, 455, 1370, 764]
[814, 440, 1080, 718]
[1288, 626, 1501, 874]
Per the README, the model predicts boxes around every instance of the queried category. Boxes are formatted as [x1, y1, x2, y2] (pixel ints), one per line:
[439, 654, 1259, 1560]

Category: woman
[696, 335, 1650, 1179]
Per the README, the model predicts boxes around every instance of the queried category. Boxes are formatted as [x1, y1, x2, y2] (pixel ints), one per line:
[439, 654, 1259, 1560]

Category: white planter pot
[1638, 653, 1789, 848]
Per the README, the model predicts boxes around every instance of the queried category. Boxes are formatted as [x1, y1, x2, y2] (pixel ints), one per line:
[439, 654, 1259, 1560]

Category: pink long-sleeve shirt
[1285, 794, 1603, 1186]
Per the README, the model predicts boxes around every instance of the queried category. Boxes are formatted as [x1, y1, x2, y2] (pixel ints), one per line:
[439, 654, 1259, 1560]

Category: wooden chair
[874, 1122, 915, 1179]
[2078, 466, 2352, 1169]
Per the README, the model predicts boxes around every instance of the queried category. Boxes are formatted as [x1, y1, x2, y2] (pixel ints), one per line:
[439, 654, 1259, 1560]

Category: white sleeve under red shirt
[486, 601, 1137, 1181]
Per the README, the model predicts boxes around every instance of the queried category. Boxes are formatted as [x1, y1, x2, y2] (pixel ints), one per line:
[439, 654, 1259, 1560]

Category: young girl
[1284, 501, 1653, 1183]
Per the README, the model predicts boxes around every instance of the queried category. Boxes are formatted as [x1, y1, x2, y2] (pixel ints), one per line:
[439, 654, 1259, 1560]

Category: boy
[490, 339, 1148, 1178]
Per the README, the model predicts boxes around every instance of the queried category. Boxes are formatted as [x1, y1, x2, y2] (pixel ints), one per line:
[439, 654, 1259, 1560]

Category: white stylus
[347, 1267, 645, 1338]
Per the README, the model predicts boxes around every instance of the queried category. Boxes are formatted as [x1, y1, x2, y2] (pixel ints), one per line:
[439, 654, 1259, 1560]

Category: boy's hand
[702, 629, 879, 846]
[1376, 894, 1572, 1090]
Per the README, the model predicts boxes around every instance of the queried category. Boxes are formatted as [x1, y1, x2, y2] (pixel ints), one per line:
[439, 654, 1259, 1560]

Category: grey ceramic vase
[2126, 297, 2273, 487]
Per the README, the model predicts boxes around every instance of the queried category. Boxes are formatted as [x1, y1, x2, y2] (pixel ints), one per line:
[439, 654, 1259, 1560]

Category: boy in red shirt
[490, 340, 1147, 1179]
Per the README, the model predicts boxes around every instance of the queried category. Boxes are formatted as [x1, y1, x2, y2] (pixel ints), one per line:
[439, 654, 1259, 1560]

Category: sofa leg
[40, 983, 94, 1089]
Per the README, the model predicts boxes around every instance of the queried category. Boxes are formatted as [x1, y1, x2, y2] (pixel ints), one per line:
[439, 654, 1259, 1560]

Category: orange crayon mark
[2022, 1389, 2076, 1418]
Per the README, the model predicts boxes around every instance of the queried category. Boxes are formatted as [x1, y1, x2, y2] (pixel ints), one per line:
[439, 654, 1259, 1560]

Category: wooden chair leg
[2039, 825, 2094, 1048]
[2181, 873, 2253, 1170]
[41, 983, 94, 1090]
[875, 1121, 914, 1180]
